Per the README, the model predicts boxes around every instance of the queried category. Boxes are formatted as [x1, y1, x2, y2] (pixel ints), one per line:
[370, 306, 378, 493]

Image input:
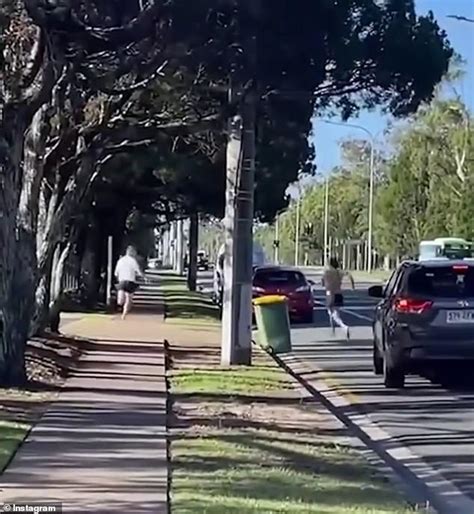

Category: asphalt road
[295, 269, 474, 513]
[195, 267, 474, 510]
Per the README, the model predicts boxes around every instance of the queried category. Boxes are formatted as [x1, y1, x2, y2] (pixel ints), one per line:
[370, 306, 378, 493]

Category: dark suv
[369, 260, 474, 388]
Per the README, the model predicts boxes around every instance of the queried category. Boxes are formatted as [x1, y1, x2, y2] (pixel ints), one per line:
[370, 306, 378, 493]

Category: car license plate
[447, 310, 474, 323]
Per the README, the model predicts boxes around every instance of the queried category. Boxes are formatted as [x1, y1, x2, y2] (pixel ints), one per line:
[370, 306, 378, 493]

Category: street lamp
[273, 209, 285, 265]
[323, 175, 329, 266]
[319, 119, 376, 272]
[293, 180, 305, 267]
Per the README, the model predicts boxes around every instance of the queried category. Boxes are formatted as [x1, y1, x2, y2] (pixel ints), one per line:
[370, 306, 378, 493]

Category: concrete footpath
[1, 312, 168, 513]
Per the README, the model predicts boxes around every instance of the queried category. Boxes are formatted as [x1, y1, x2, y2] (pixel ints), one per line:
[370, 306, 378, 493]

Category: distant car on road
[148, 258, 162, 269]
[369, 259, 474, 389]
[213, 242, 267, 305]
[197, 251, 210, 271]
[253, 266, 314, 324]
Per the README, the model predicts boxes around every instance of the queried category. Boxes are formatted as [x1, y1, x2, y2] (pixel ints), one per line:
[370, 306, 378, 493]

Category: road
[196, 267, 474, 511]
[295, 269, 474, 514]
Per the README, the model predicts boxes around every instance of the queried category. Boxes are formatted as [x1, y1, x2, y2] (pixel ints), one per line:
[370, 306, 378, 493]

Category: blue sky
[311, 0, 474, 174]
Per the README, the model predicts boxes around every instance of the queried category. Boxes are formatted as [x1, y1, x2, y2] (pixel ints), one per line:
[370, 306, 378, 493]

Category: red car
[252, 266, 314, 324]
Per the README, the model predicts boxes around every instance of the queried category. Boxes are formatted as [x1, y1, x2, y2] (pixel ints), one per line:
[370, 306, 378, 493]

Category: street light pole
[274, 214, 280, 264]
[319, 119, 376, 272]
[295, 194, 301, 267]
[367, 143, 375, 273]
[324, 176, 329, 266]
[221, 0, 258, 366]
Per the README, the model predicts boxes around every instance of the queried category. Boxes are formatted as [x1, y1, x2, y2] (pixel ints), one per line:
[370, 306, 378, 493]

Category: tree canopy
[0, 0, 454, 384]
[256, 95, 473, 267]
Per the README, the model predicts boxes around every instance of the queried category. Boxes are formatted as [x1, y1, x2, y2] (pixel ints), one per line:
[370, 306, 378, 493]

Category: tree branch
[22, 28, 46, 89]
[447, 15, 474, 23]
[89, 60, 169, 96]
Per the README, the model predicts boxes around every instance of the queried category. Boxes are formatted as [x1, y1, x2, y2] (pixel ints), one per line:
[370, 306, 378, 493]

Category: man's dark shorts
[326, 293, 344, 308]
[117, 281, 139, 294]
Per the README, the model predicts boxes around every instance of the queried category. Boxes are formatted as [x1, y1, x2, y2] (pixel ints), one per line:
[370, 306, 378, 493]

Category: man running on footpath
[115, 245, 144, 320]
[322, 257, 355, 339]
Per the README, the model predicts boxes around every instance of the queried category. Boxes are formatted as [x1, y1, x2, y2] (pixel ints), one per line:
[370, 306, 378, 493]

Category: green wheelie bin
[253, 295, 292, 354]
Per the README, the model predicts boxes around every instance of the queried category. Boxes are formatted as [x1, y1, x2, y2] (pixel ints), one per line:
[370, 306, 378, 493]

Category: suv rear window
[254, 270, 306, 286]
[407, 266, 474, 298]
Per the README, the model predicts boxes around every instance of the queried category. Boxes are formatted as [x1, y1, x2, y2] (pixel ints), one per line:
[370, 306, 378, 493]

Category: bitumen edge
[266, 346, 441, 514]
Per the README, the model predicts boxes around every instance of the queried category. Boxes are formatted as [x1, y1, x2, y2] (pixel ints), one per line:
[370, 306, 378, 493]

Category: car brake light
[452, 265, 469, 271]
[394, 297, 433, 314]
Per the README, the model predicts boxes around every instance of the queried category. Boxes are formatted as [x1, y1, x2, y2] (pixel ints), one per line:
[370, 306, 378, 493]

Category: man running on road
[322, 257, 355, 339]
[115, 246, 144, 320]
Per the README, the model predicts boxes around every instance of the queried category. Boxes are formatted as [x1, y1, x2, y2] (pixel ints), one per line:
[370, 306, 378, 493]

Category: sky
[311, 0, 474, 175]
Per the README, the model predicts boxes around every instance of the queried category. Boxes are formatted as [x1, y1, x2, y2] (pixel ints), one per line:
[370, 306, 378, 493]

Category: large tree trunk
[81, 227, 100, 309]
[187, 213, 199, 291]
[0, 107, 48, 385]
[0, 119, 25, 381]
[48, 242, 73, 333]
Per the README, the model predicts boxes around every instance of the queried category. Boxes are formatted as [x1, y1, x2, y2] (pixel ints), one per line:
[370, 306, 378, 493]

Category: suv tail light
[394, 297, 433, 314]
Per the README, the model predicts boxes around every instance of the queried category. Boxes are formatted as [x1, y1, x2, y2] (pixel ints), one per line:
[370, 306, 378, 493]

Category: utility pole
[169, 222, 176, 270]
[163, 226, 170, 267]
[319, 119, 376, 272]
[221, 111, 243, 366]
[295, 195, 301, 267]
[188, 212, 199, 291]
[106, 236, 113, 307]
[367, 143, 375, 273]
[221, 0, 258, 366]
[274, 215, 280, 264]
[176, 219, 185, 275]
[324, 176, 329, 266]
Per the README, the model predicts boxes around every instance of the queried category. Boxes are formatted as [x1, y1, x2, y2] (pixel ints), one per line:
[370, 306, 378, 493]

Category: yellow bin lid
[253, 295, 287, 306]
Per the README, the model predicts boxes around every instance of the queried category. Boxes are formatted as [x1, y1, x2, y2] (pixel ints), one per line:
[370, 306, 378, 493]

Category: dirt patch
[168, 343, 347, 439]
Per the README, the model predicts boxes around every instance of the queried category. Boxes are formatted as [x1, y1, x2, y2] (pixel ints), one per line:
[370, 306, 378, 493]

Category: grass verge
[172, 365, 292, 395]
[0, 420, 29, 472]
[169, 347, 416, 514]
[352, 270, 391, 282]
[161, 274, 220, 325]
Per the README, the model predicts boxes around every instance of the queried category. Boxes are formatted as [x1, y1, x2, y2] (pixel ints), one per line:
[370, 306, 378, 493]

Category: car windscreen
[407, 266, 474, 298]
[254, 270, 306, 287]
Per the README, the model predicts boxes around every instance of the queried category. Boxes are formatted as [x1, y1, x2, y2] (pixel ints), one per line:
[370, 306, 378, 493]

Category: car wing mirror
[368, 285, 384, 298]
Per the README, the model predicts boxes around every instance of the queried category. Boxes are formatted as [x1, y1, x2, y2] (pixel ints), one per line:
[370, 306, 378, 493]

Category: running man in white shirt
[322, 257, 355, 339]
[115, 246, 143, 320]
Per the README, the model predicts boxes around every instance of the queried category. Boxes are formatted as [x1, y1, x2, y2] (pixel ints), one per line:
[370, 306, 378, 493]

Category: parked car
[252, 266, 314, 324]
[369, 259, 474, 388]
[197, 251, 209, 271]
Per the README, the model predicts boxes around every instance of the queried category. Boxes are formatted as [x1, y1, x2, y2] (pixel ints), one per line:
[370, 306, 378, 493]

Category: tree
[0, 0, 455, 383]
[377, 99, 474, 256]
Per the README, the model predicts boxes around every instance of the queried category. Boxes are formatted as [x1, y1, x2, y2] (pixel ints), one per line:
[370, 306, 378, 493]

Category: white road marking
[342, 308, 373, 322]
[313, 298, 374, 322]
[290, 289, 474, 513]
[281, 353, 474, 514]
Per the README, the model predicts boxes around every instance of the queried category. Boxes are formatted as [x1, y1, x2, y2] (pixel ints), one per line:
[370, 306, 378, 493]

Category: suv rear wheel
[383, 353, 405, 388]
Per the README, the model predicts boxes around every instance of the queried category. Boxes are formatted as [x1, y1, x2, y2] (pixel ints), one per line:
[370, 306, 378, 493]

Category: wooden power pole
[221, 0, 258, 366]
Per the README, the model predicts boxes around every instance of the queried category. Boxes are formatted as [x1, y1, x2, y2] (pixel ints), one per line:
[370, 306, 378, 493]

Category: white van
[213, 242, 267, 301]
[419, 238, 472, 261]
